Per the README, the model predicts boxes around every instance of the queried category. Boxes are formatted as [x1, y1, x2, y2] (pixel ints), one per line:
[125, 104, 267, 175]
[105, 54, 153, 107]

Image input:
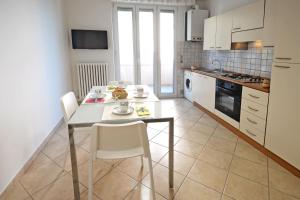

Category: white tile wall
[176, 42, 274, 97]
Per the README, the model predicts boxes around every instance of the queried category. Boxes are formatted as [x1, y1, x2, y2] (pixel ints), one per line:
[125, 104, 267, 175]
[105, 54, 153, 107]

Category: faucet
[212, 59, 222, 73]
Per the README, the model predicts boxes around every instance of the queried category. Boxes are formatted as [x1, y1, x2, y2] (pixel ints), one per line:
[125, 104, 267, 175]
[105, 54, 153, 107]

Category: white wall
[64, 0, 115, 96]
[0, 0, 71, 193]
[201, 0, 257, 16]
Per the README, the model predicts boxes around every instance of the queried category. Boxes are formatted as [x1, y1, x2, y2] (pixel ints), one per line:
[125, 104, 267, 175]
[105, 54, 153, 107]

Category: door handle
[247, 117, 258, 125]
[233, 27, 241, 30]
[275, 57, 292, 60]
[274, 65, 291, 69]
[248, 106, 259, 112]
[248, 94, 260, 99]
[246, 129, 257, 137]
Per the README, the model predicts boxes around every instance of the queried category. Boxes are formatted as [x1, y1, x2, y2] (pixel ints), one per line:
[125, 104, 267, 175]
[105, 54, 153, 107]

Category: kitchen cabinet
[262, 0, 276, 46]
[203, 14, 232, 51]
[215, 12, 232, 50]
[273, 0, 300, 64]
[192, 72, 216, 113]
[203, 16, 217, 50]
[240, 87, 269, 145]
[266, 63, 300, 169]
[231, 0, 265, 32]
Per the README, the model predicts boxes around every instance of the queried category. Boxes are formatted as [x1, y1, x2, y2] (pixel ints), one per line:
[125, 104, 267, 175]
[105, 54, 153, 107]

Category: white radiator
[77, 63, 108, 100]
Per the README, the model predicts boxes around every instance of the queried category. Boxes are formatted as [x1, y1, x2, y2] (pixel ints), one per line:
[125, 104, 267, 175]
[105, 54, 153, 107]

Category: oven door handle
[216, 86, 236, 95]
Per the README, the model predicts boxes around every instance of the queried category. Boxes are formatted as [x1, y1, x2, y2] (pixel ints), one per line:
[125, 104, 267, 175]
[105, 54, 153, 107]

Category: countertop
[182, 67, 270, 93]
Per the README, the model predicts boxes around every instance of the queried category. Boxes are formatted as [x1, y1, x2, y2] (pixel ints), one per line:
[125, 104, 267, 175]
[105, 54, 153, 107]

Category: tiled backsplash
[176, 41, 274, 97]
[201, 44, 274, 78]
[177, 41, 202, 67]
[176, 41, 203, 96]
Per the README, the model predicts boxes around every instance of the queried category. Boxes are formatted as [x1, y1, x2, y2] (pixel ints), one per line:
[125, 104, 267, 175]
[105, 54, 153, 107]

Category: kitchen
[0, 0, 300, 199]
[184, 0, 300, 177]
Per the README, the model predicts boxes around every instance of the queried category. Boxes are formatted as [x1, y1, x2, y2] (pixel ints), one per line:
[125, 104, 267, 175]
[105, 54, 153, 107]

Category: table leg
[68, 125, 81, 200]
[169, 118, 174, 188]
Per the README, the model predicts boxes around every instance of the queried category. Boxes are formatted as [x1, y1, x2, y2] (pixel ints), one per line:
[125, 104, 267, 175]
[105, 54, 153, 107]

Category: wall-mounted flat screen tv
[71, 29, 108, 49]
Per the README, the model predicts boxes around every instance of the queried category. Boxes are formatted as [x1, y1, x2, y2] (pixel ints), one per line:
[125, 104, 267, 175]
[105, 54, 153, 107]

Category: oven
[215, 79, 242, 122]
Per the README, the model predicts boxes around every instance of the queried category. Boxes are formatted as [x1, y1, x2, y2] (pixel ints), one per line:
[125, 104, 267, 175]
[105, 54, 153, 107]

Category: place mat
[136, 105, 151, 116]
[101, 103, 154, 121]
[85, 98, 105, 104]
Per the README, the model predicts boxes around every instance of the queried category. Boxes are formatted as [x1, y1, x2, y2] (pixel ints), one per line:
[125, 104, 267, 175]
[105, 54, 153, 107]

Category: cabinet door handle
[274, 65, 291, 69]
[248, 106, 259, 112]
[247, 117, 258, 125]
[246, 129, 257, 137]
[233, 27, 241, 30]
[275, 57, 292, 60]
[248, 94, 260, 99]
[216, 47, 222, 49]
[210, 47, 215, 49]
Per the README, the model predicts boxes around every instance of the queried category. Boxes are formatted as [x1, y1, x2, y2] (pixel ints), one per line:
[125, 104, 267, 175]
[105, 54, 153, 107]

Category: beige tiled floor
[1, 98, 300, 200]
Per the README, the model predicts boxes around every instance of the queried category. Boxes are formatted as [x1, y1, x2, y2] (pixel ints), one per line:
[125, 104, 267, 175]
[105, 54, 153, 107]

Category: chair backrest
[91, 121, 149, 158]
[60, 92, 78, 122]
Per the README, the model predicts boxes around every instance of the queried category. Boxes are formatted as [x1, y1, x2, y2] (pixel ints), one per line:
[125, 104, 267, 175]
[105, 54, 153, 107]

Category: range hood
[232, 28, 264, 43]
[231, 28, 265, 50]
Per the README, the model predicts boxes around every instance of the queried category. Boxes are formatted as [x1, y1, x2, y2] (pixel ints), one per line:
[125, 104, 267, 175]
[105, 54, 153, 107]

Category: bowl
[112, 87, 128, 99]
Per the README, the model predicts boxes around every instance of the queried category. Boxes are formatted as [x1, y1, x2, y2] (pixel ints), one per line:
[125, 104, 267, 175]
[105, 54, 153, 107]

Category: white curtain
[111, 0, 196, 6]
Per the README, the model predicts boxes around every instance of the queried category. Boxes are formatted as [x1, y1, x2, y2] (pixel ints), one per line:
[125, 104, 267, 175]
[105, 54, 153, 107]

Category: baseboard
[0, 117, 65, 196]
[193, 101, 300, 178]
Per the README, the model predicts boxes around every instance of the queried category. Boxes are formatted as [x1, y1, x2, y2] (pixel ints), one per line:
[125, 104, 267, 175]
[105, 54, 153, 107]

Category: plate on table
[133, 93, 148, 98]
[112, 106, 134, 115]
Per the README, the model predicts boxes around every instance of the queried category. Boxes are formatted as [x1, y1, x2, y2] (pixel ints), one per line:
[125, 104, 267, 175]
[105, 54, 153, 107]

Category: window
[114, 4, 176, 97]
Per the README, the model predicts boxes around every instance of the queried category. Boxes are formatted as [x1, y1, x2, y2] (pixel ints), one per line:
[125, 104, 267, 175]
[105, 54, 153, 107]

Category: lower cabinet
[192, 72, 216, 113]
[240, 86, 269, 145]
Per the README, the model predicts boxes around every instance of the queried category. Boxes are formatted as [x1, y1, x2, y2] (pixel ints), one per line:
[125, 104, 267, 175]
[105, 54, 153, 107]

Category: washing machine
[184, 70, 193, 102]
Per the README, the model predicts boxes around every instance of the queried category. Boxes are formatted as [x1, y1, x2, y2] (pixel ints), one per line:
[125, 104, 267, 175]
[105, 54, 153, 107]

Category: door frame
[157, 6, 177, 98]
[135, 5, 158, 95]
[113, 3, 177, 98]
[113, 4, 137, 84]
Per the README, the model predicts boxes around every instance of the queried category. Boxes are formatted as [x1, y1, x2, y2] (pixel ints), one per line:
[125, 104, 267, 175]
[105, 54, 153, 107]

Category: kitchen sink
[201, 69, 224, 75]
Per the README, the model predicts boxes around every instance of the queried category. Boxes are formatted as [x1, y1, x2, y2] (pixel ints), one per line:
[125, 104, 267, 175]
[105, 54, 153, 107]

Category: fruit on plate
[112, 87, 128, 99]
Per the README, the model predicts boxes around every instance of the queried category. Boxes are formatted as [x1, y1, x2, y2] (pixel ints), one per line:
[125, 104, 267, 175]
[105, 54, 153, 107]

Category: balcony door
[114, 4, 176, 97]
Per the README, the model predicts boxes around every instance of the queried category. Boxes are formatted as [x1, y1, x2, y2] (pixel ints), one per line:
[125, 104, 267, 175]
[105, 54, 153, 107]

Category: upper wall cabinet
[232, 0, 265, 32]
[273, 0, 300, 64]
[215, 12, 232, 50]
[203, 16, 217, 50]
[262, 0, 276, 46]
[203, 13, 232, 51]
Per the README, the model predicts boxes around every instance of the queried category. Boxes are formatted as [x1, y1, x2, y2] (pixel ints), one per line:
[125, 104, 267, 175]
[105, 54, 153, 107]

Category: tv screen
[71, 29, 108, 49]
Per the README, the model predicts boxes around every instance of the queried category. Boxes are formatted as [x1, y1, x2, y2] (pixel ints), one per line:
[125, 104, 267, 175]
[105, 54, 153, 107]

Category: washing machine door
[185, 77, 192, 91]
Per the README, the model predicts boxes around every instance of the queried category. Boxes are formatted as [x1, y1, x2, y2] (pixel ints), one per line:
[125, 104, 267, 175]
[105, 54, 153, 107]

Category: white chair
[60, 92, 90, 164]
[60, 92, 78, 122]
[88, 121, 155, 200]
[60, 92, 78, 165]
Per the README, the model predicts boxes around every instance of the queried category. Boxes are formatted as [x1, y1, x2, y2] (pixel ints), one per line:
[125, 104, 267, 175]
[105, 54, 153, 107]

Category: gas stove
[221, 73, 263, 83]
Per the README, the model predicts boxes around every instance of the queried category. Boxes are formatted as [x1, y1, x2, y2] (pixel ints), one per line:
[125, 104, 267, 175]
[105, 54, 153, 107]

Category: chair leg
[147, 156, 156, 200]
[88, 157, 94, 200]
[140, 155, 144, 167]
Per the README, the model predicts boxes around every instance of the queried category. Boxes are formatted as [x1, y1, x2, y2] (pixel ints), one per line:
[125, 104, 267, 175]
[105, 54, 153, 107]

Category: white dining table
[67, 85, 174, 200]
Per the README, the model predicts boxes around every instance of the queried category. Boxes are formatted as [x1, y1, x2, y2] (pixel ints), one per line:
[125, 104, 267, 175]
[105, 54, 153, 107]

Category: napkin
[136, 106, 150, 116]
[85, 98, 105, 104]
